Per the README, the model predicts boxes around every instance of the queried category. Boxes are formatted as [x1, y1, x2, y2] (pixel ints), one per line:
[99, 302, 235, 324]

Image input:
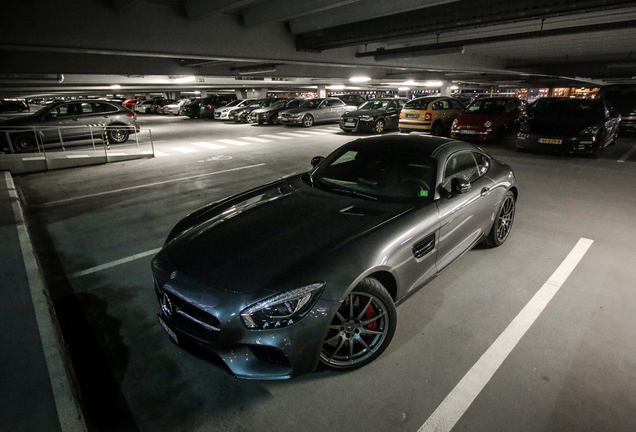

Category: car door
[42, 102, 83, 144]
[330, 99, 348, 120]
[314, 100, 330, 122]
[385, 101, 400, 128]
[435, 151, 498, 271]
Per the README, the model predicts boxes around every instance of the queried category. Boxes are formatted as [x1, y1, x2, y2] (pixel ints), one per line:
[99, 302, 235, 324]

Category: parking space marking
[153, 151, 169, 157]
[617, 144, 636, 163]
[278, 132, 315, 138]
[293, 130, 331, 135]
[71, 248, 162, 278]
[239, 136, 272, 143]
[66, 155, 90, 158]
[257, 134, 294, 140]
[418, 237, 594, 432]
[40, 163, 266, 206]
[216, 139, 251, 146]
[192, 142, 226, 149]
[171, 147, 200, 153]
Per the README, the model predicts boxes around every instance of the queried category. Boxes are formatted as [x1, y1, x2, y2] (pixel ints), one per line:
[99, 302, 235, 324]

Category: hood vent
[412, 233, 435, 259]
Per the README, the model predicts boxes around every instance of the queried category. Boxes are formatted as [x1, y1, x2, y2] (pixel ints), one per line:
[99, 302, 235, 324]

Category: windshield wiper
[329, 187, 378, 201]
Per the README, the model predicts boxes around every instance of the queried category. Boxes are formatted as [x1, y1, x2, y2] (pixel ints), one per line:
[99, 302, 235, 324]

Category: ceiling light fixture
[174, 76, 196, 83]
[328, 85, 345, 90]
[109, 84, 121, 89]
[398, 87, 410, 91]
[424, 81, 443, 87]
[349, 76, 371, 82]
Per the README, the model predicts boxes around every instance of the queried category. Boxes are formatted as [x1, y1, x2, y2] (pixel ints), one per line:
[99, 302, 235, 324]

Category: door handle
[480, 187, 490, 196]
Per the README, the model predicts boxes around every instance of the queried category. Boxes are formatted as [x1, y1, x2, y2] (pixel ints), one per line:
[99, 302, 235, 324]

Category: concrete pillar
[440, 81, 453, 96]
[317, 85, 326, 98]
[236, 89, 248, 99]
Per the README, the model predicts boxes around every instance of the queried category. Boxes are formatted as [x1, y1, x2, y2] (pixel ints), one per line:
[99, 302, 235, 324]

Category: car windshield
[223, 99, 242, 107]
[311, 146, 437, 202]
[300, 99, 323, 109]
[534, 99, 603, 119]
[465, 99, 507, 115]
[358, 100, 389, 110]
[271, 100, 287, 108]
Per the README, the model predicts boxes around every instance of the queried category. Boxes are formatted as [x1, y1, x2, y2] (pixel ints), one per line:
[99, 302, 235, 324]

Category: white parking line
[41, 163, 266, 206]
[293, 130, 331, 135]
[154, 151, 169, 157]
[172, 147, 200, 153]
[617, 144, 636, 163]
[71, 248, 162, 278]
[239, 136, 272, 143]
[257, 134, 294, 140]
[66, 155, 90, 158]
[217, 139, 251, 146]
[418, 237, 594, 432]
[192, 142, 226, 149]
[277, 132, 312, 138]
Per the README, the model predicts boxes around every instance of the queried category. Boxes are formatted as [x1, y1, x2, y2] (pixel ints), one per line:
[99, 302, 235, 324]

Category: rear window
[404, 98, 435, 110]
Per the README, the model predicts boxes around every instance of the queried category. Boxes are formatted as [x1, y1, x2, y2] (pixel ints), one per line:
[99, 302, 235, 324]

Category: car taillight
[399, 112, 402, 119]
[127, 113, 135, 117]
[425, 113, 432, 121]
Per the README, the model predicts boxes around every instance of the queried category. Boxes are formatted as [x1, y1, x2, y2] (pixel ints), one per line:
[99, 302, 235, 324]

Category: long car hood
[528, 116, 596, 136]
[345, 109, 385, 118]
[166, 177, 411, 293]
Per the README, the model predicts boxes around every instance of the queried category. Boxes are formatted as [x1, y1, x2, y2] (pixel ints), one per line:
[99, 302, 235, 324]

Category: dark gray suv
[0, 100, 139, 153]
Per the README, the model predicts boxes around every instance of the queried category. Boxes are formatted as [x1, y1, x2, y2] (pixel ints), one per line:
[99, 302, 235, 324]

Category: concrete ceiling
[2, 0, 636, 98]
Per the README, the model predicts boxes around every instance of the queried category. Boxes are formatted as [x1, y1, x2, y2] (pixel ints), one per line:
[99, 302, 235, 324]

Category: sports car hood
[165, 177, 412, 294]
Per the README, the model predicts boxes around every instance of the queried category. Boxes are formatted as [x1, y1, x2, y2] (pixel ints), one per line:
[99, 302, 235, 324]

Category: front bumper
[339, 117, 375, 132]
[152, 252, 339, 379]
[279, 116, 304, 125]
[398, 121, 431, 133]
[516, 133, 599, 154]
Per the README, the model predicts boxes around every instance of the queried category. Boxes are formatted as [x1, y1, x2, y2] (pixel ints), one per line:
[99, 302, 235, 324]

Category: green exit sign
[198, 78, 205, 83]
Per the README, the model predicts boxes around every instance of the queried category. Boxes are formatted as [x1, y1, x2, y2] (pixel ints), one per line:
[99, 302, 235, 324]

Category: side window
[97, 103, 118, 113]
[433, 100, 450, 110]
[80, 103, 93, 114]
[474, 153, 490, 176]
[442, 152, 480, 192]
[328, 99, 344, 107]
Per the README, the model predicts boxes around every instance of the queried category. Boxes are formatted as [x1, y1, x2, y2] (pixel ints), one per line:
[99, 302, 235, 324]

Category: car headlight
[452, 119, 458, 127]
[484, 121, 493, 128]
[359, 115, 372, 121]
[580, 125, 600, 135]
[241, 283, 325, 329]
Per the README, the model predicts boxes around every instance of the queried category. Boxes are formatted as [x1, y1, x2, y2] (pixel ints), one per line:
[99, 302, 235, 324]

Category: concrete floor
[13, 114, 636, 432]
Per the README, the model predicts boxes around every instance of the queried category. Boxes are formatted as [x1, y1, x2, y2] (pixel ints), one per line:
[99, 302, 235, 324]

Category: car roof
[342, 135, 478, 158]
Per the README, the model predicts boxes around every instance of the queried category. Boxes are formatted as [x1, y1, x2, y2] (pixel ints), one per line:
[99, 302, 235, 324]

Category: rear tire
[13, 133, 38, 153]
[431, 122, 444, 136]
[107, 127, 130, 144]
[483, 191, 516, 247]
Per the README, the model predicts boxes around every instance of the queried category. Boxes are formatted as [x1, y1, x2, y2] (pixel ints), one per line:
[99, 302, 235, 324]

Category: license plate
[345, 121, 355, 127]
[158, 315, 178, 344]
[406, 114, 419, 118]
[539, 138, 562, 144]
[461, 130, 476, 135]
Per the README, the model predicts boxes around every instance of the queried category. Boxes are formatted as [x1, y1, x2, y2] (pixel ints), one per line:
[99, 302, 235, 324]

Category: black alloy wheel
[302, 114, 314, 127]
[374, 119, 385, 134]
[320, 278, 397, 370]
[107, 127, 130, 144]
[270, 114, 279, 125]
[13, 133, 38, 153]
[483, 190, 516, 247]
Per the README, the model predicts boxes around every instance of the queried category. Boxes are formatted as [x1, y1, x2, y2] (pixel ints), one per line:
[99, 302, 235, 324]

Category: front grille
[158, 286, 221, 343]
[249, 345, 291, 366]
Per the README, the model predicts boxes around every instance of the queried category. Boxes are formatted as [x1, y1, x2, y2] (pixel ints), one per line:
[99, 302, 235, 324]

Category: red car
[123, 98, 143, 109]
[451, 97, 525, 142]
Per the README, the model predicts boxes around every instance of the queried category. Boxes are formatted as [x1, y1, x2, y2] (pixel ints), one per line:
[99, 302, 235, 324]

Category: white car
[162, 100, 187, 116]
[214, 99, 255, 120]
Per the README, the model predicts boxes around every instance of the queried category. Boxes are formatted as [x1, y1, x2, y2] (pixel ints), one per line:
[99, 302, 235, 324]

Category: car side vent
[412, 233, 435, 259]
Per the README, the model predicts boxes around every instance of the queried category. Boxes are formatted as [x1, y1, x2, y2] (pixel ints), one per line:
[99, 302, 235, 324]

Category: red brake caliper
[364, 301, 377, 331]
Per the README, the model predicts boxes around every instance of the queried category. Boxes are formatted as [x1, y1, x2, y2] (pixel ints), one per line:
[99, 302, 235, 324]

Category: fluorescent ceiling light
[328, 85, 346, 90]
[109, 84, 121, 89]
[349, 76, 371, 82]
[450, 85, 459, 90]
[424, 81, 443, 87]
[174, 76, 196, 83]
[398, 87, 410, 91]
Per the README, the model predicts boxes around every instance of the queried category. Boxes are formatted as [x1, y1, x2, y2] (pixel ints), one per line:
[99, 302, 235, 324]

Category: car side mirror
[451, 178, 471, 194]
[311, 156, 325, 167]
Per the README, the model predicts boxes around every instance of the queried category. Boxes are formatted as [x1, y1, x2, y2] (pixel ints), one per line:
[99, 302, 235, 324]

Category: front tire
[320, 278, 397, 370]
[483, 190, 516, 247]
[374, 119, 385, 134]
[302, 114, 314, 127]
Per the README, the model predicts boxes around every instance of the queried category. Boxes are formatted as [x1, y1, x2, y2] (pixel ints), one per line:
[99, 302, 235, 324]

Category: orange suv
[399, 96, 465, 135]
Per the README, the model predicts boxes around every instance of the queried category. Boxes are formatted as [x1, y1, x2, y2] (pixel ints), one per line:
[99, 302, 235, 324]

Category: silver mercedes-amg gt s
[152, 135, 518, 379]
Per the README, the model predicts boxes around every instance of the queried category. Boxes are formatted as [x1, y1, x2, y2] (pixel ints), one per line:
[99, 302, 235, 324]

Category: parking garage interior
[2, 1, 636, 432]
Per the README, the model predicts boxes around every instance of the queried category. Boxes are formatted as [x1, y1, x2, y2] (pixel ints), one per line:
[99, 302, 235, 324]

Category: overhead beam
[111, 0, 145, 12]
[296, 0, 636, 51]
[184, 0, 259, 20]
[242, 0, 360, 27]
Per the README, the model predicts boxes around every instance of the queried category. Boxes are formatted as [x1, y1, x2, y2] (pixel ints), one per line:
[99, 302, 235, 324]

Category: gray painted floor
[13, 115, 636, 432]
